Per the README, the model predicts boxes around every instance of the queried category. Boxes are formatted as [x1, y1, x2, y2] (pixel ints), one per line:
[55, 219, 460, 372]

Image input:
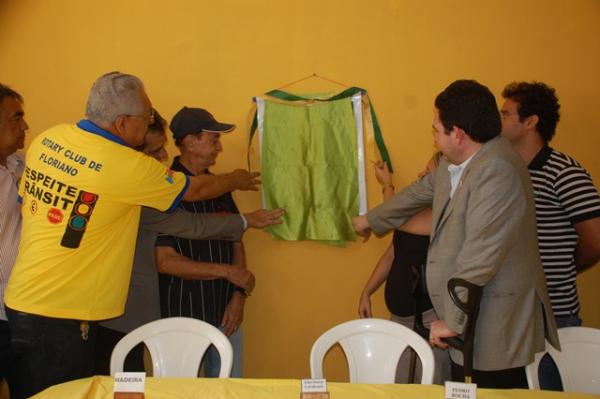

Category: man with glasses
[4, 72, 260, 397]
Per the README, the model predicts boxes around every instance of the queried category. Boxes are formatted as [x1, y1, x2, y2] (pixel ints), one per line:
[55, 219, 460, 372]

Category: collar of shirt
[170, 156, 211, 177]
[528, 144, 552, 170]
[1, 152, 25, 185]
[447, 152, 476, 198]
[77, 119, 128, 147]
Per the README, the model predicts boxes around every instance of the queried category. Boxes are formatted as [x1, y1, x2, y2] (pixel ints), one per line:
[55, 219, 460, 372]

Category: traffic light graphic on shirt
[60, 190, 98, 248]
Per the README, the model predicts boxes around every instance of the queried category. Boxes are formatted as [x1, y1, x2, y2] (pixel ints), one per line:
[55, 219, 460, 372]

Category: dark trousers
[451, 361, 528, 389]
[6, 308, 97, 399]
[94, 325, 145, 375]
[538, 313, 582, 391]
[0, 320, 19, 398]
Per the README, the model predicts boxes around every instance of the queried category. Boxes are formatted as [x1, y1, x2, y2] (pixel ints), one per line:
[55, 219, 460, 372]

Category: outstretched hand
[244, 208, 285, 229]
[233, 170, 261, 191]
[352, 215, 372, 242]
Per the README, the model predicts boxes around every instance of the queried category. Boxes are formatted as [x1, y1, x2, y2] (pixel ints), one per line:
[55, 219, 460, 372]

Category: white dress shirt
[448, 152, 477, 199]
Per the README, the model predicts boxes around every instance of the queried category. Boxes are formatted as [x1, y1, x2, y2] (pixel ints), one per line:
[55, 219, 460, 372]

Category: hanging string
[277, 74, 314, 90]
[277, 73, 349, 90]
[313, 74, 349, 89]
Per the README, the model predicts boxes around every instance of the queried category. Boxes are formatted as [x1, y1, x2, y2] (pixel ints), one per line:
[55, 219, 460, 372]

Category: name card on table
[445, 381, 477, 399]
[300, 379, 329, 399]
[114, 372, 145, 399]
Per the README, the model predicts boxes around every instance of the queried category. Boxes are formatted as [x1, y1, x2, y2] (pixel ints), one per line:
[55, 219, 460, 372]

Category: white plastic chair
[526, 326, 600, 394]
[110, 317, 233, 377]
[310, 318, 435, 384]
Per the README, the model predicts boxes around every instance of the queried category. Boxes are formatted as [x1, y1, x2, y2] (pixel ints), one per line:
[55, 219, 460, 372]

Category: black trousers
[451, 361, 528, 389]
[6, 308, 97, 399]
[0, 320, 19, 398]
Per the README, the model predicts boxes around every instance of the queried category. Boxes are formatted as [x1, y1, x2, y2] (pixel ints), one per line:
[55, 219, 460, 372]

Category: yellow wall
[1, 0, 599, 381]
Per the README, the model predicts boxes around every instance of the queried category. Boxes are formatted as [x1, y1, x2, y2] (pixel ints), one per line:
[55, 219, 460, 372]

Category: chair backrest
[110, 317, 233, 377]
[526, 326, 600, 394]
[310, 318, 435, 384]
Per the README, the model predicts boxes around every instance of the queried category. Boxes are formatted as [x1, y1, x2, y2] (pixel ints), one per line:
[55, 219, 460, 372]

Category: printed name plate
[114, 372, 146, 393]
[300, 379, 329, 399]
[301, 379, 327, 393]
[445, 381, 477, 399]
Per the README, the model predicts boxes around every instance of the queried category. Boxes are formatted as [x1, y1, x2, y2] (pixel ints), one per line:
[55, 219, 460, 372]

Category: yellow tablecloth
[32, 376, 598, 399]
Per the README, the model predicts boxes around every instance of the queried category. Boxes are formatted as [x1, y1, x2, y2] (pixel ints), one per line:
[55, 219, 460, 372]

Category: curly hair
[502, 82, 560, 143]
[434, 80, 501, 143]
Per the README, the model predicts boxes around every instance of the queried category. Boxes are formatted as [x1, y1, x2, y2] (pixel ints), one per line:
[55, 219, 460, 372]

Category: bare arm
[231, 241, 252, 293]
[358, 242, 394, 318]
[182, 170, 260, 202]
[232, 241, 247, 269]
[155, 246, 255, 292]
[574, 217, 600, 272]
[396, 209, 432, 236]
[221, 242, 248, 336]
[374, 161, 395, 200]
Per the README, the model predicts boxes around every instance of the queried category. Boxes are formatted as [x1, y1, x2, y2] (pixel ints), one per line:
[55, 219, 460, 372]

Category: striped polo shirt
[0, 152, 24, 321]
[529, 146, 600, 317]
[157, 156, 239, 326]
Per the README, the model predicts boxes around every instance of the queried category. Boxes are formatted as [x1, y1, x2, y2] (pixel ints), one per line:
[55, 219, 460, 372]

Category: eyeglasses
[123, 109, 155, 125]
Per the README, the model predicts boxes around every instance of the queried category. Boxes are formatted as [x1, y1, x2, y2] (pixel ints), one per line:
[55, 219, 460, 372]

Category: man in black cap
[155, 107, 250, 377]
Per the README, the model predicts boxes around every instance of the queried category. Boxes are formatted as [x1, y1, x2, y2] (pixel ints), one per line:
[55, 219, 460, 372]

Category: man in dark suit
[353, 80, 559, 388]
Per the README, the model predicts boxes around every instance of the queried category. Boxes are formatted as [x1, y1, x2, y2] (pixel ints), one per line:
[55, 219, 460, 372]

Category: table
[32, 376, 599, 399]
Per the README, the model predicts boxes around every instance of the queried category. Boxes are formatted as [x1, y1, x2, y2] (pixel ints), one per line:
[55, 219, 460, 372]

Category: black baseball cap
[170, 107, 235, 141]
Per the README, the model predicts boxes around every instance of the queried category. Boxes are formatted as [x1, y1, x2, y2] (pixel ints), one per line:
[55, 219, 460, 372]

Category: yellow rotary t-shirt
[5, 120, 189, 321]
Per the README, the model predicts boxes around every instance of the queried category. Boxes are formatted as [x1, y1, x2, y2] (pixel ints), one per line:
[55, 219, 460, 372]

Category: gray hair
[85, 71, 146, 125]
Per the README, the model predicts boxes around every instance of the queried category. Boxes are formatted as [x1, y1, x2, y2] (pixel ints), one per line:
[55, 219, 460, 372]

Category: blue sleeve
[165, 175, 190, 213]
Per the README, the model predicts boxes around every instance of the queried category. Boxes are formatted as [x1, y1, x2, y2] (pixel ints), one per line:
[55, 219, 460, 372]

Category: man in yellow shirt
[4, 72, 259, 398]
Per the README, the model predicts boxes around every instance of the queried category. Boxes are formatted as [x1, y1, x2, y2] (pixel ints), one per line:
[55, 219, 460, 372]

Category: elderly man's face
[120, 92, 154, 147]
[0, 96, 28, 156]
[187, 131, 223, 168]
